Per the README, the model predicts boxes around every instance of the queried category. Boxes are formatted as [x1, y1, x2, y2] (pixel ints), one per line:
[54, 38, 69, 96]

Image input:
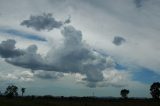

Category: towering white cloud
[3, 25, 119, 87]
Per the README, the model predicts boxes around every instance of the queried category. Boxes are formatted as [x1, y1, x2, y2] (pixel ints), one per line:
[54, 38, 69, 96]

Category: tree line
[0, 85, 26, 98]
[0, 82, 160, 99]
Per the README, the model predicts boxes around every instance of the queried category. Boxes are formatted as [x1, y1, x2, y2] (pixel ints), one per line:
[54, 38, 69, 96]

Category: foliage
[4, 85, 18, 98]
[150, 82, 160, 99]
[120, 89, 129, 99]
[21, 88, 26, 96]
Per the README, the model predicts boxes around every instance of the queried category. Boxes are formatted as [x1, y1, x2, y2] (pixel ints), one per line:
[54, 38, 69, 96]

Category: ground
[0, 96, 160, 106]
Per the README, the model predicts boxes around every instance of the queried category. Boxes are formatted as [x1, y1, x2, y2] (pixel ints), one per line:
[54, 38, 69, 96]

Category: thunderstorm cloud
[3, 26, 117, 87]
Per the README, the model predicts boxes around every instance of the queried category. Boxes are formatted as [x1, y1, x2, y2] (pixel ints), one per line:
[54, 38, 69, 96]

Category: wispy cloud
[0, 28, 46, 41]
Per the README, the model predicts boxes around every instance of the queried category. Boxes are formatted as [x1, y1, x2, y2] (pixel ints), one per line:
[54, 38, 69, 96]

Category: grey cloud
[6, 45, 46, 70]
[46, 26, 108, 84]
[134, 0, 145, 8]
[34, 70, 64, 79]
[84, 70, 104, 82]
[112, 36, 126, 46]
[86, 82, 97, 88]
[0, 39, 24, 58]
[6, 26, 113, 87]
[85, 70, 131, 88]
[0, 70, 34, 82]
[21, 13, 67, 31]
[64, 16, 71, 24]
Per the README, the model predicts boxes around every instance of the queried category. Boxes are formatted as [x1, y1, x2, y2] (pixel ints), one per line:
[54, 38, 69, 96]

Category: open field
[0, 97, 160, 106]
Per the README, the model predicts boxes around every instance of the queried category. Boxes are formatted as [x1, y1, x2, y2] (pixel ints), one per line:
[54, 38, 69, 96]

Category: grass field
[0, 96, 160, 106]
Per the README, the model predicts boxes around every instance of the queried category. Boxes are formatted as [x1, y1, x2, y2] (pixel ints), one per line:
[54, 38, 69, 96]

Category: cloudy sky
[0, 0, 160, 97]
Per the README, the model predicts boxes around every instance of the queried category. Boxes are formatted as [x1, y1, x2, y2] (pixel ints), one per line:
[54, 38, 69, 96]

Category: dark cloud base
[0, 39, 24, 58]
[21, 13, 70, 31]
[112, 36, 126, 46]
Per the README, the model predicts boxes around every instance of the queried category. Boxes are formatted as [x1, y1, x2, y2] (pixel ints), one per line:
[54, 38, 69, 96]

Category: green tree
[150, 82, 160, 99]
[5, 85, 18, 98]
[120, 89, 129, 99]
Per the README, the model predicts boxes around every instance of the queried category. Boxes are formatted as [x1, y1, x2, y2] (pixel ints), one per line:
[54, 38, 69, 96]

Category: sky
[0, 0, 160, 98]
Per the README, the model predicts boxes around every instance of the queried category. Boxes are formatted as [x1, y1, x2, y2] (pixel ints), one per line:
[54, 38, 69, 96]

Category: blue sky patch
[115, 63, 127, 70]
[132, 67, 160, 84]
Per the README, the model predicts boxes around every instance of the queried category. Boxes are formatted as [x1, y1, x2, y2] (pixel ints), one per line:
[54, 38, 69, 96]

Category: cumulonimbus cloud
[2, 26, 118, 87]
[21, 13, 70, 31]
[0, 13, 126, 87]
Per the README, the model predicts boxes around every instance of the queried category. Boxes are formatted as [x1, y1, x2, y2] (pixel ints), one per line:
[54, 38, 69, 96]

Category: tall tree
[21, 88, 26, 96]
[0, 91, 2, 96]
[120, 89, 129, 99]
[5, 85, 18, 98]
[150, 82, 160, 99]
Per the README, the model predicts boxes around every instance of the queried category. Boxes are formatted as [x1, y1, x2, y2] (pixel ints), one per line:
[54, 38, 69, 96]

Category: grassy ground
[0, 97, 160, 106]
